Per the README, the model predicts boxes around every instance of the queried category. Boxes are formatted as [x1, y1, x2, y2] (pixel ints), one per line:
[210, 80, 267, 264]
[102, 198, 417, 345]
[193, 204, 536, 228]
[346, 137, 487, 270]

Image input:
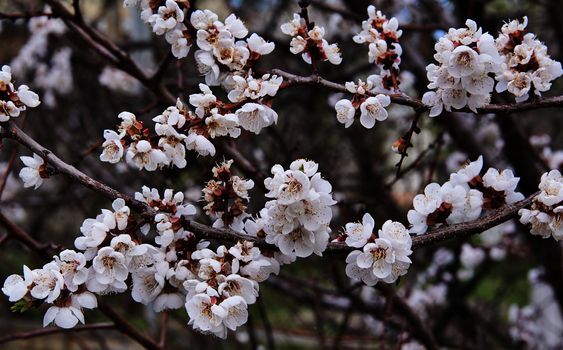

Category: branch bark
[1, 121, 538, 257]
[272, 69, 563, 115]
[0, 323, 114, 345]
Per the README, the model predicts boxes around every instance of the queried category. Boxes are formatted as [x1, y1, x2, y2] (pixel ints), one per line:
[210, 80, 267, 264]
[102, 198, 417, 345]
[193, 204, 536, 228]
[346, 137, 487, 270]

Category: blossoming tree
[1, 0, 563, 348]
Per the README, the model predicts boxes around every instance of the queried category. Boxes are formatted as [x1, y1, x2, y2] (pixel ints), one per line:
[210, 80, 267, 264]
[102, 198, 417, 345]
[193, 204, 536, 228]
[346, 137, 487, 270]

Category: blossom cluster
[245, 159, 336, 260]
[422, 20, 501, 116]
[227, 72, 281, 134]
[100, 79, 281, 170]
[2, 185, 279, 337]
[495, 17, 562, 102]
[0, 64, 41, 121]
[423, 18, 562, 116]
[191, 9, 275, 86]
[408, 156, 524, 234]
[336, 213, 412, 285]
[203, 160, 254, 231]
[125, 0, 192, 59]
[334, 80, 391, 129]
[353, 6, 403, 91]
[280, 13, 342, 65]
[519, 170, 563, 240]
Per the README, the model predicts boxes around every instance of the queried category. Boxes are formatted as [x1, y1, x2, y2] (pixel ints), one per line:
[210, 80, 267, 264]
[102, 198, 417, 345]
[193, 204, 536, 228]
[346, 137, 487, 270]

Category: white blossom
[19, 154, 46, 189]
[344, 213, 375, 248]
[359, 94, 391, 128]
[100, 130, 124, 164]
[334, 99, 356, 128]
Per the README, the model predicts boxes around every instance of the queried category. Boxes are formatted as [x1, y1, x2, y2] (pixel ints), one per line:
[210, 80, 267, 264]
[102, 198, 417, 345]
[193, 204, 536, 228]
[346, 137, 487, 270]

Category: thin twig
[0, 12, 54, 20]
[0, 323, 115, 344]
[376, 284, 439, 350]
[97, 303, 162, 350]
[395, 112, 422, 176]
[0, 212, 54, 260]
[257, 296, 276, 350]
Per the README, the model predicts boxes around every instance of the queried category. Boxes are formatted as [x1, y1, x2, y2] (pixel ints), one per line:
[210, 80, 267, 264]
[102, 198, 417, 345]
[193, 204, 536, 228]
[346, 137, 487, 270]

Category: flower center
[372, 247, 387, 261]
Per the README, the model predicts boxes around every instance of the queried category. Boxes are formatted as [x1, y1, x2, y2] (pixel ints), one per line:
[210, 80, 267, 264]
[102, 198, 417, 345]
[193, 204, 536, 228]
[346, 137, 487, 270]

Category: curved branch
[272, 69, 563, 115]
[1, 122, 149, 214]
[1, 121, 537, 256]
[328, 193, 538, 253]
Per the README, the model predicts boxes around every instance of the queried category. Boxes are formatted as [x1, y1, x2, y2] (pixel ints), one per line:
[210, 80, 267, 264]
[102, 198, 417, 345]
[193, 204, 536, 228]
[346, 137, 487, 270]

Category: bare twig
[0, 323, 115, 344]
[0, 12, 54, 21]
[0, 212, 54, 260]
[376, 284, 439, 350]
[98, 303, 162, 350]
[394, 112, 422, 176]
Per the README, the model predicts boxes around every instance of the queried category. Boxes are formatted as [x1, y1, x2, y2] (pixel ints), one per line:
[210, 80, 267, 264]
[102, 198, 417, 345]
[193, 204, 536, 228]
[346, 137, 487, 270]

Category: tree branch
[0, 323, 114, 344]
[1, 121, 538, 257]
[272, 69, 563, 114]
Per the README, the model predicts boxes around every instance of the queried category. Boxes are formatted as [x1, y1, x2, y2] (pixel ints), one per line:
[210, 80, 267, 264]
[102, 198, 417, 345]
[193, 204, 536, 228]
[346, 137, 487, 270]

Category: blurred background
[1, 0, 563, 348]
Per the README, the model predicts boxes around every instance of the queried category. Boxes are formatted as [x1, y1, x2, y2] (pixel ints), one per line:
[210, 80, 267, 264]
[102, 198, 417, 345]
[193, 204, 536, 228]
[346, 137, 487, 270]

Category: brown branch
[386, 132, 443, 189]
[1, 121, 538, 256]
[376, 284, 439, 350]
[394, 112, 422, 176]
[271, 69, 563, 114]
[0, 122, 147, 213]
[0, 144, 19, 199]
[72, 0, 83, 23]
[0, 323, 114, 344]
[0, 12, 54, 21]
[97, 303, 162, 350]
[0, 211, 54, 260]
[158, 311, 168, 348]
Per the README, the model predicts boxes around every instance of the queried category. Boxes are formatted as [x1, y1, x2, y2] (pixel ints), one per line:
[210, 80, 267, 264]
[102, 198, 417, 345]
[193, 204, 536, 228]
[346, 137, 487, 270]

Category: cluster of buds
[280, 13, 342, 65]
[353, 6, 403, 91]
[102, 80, 282, 171]
[519, 170, 563, 240]
[495, 17, 562, 102]
[100, 111, 166, 171]
[0, 65, 40, 121]
[203, 160, 255, 231]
